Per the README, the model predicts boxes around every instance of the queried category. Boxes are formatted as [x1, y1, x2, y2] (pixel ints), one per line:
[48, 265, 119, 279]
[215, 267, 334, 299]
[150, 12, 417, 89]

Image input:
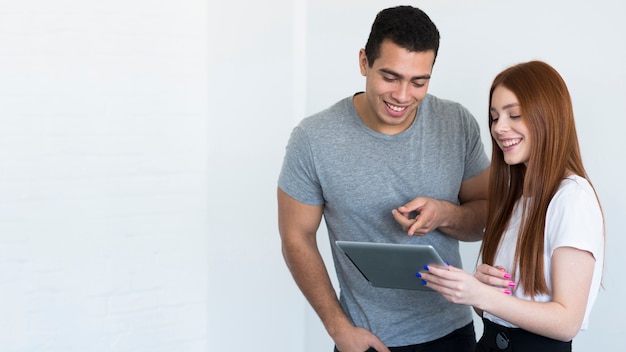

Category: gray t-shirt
[278, 93, 490, 346]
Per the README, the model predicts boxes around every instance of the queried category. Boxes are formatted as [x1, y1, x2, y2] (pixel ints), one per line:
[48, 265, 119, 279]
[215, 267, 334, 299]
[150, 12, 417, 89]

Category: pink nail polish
[508, 281, 516, 287]
[504, 289, 511, 295]
[503, 273, 511, 279]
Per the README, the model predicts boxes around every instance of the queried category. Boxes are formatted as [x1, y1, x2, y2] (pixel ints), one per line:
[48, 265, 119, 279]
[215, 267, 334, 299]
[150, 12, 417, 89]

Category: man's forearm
[281, 240, 352, 336]
[438, 199, 487, 242]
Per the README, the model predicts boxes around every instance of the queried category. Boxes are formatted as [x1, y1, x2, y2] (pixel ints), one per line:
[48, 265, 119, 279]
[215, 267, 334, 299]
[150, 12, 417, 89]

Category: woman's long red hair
[481, 61, 601, 296]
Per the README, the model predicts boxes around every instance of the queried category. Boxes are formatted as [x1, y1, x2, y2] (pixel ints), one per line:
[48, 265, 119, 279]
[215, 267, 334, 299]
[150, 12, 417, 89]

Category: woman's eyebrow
[502, 103, 520, 109]
[490, 103, 520, 111]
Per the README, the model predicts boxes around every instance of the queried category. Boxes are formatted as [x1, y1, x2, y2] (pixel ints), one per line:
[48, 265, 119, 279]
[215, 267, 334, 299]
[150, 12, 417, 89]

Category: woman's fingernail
[421, 280, 427, 285]
[504, 289, 511, 295]
[445, 261, 450, 266]
[415, 272, 422, 278]
[503, 273, 511, 279]
[508, 281, 516, 287]
[423, 265, 429, 271]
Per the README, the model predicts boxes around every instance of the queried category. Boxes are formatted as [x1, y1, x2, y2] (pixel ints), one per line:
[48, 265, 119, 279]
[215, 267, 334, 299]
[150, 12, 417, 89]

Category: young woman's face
[490, 85, 531, 166]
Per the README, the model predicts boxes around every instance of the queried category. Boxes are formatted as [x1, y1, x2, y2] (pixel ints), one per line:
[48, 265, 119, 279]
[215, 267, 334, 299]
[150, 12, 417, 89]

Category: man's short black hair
[364, 6, 440, 67]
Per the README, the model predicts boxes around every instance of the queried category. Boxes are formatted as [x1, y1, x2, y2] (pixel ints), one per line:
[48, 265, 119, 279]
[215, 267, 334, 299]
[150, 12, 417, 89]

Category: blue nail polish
[415, 272, 422, 278]
[423, 265, 429, 271]
[445, 261, 450, 266]
[421, 280, 427, 285]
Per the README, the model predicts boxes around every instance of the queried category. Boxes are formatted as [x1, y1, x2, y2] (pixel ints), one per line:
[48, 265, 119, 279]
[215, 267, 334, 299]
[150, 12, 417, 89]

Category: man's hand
[391, 197, 452, 236]
[332, 324, 389, 352]
[392, 169, 489, 241]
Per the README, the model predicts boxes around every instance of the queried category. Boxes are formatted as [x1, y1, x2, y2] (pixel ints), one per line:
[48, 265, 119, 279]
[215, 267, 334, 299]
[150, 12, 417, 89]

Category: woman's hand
[417, 264, 514, 307]
[474, 264, 516, 292]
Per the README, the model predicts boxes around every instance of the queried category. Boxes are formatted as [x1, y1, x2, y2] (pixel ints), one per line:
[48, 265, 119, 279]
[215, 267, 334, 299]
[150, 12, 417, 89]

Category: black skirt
[476, 318, 571, 352]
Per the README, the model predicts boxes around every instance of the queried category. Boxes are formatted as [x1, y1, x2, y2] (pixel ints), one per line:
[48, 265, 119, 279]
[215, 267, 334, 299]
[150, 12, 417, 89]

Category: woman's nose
[492, 119, 510, 134]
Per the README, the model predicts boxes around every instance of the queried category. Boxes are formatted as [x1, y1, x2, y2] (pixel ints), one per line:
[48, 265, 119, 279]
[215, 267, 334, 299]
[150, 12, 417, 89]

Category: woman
[418, 61, 604, 351]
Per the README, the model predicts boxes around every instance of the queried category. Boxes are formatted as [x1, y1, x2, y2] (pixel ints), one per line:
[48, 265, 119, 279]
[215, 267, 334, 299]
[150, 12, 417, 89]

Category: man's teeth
[387, 103, 406, 112]
[502, 139, 521, 147]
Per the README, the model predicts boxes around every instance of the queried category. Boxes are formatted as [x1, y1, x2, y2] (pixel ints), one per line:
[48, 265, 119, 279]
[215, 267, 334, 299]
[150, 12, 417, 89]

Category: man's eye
[412, 82, 425, 88]
[382, 76, 395, 82]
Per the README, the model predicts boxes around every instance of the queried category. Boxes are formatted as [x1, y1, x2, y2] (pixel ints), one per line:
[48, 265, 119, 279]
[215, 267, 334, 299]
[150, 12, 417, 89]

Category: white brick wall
[0, 1, 210, 350]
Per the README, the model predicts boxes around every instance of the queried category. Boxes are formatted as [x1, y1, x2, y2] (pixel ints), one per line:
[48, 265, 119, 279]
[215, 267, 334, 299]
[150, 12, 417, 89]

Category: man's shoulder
[298, 96, 355, 130]
[422, 94, 468, 113]
[420, 94, 480, 129]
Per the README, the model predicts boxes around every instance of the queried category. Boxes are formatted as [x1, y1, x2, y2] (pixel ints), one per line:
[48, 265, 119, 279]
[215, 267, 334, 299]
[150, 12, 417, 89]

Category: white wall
[1, 0, 624, 351]
[208, 0, 306, 350]
[0, 1, 210, 351]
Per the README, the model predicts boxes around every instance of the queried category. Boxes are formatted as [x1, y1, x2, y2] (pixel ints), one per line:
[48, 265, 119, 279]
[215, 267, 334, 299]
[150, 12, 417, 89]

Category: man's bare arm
[277, 188, 389, 352]
[392, 168, 489, 241]
[438, 167, 489, 241]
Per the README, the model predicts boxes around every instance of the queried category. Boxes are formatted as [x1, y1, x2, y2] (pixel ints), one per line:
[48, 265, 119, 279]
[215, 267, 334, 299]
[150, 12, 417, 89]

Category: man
[278, 6, 489, 352]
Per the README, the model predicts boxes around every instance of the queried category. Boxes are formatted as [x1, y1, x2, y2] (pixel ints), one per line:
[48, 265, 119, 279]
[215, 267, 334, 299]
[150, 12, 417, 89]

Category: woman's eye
[510, 115, 521, 119]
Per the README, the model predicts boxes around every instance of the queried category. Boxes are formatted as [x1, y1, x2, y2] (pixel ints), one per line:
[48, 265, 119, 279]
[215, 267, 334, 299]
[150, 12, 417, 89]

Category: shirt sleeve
[545, 177, 604, 260]
[461, 106, 490, 181]
[277, 126, 325, 206]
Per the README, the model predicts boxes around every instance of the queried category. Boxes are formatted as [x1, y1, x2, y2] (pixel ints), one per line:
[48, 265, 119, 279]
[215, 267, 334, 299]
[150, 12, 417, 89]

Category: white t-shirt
[484, 175, 604, 330]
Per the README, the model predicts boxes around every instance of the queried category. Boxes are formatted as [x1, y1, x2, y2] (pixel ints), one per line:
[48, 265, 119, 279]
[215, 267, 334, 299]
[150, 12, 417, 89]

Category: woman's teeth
[502, 138, 521, 147]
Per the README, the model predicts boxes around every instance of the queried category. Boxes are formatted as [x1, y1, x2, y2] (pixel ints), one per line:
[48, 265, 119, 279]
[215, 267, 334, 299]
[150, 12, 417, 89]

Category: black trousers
[476, 318, 571, 352]
[334, 322, 476, 352]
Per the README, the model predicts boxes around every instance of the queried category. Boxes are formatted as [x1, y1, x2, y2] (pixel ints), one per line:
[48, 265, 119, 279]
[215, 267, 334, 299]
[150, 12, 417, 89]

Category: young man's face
[358, 39, 435, 135]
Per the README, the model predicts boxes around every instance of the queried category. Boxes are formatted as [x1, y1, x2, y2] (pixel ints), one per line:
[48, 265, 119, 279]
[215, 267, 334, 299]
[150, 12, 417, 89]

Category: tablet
[335, 240, 447, 291]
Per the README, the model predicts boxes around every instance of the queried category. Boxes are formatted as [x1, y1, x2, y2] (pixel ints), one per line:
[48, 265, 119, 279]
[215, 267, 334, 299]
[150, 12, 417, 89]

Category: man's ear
[358, 48, 368, 76]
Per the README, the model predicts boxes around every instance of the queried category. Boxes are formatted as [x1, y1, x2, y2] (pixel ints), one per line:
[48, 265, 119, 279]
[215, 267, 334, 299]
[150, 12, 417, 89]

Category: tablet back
[335, 241, 446, 291]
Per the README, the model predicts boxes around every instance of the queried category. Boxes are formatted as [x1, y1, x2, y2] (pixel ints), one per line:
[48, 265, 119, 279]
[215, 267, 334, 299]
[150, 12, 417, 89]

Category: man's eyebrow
[379, 68, 431, 80]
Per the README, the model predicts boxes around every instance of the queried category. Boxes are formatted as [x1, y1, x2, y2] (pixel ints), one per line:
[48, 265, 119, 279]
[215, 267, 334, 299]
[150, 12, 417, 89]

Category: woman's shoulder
[550, 174, 601, 214]
[556, 175, 595, 196]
